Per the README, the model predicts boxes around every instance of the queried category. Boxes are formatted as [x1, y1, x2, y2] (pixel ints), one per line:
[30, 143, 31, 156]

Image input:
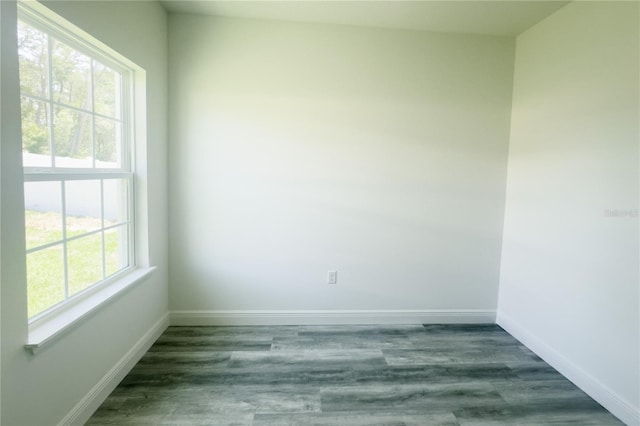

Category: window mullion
[101, 179, 106, 279]
[26, 239, 64, 255]
[128, 175, 135, 268]
[21, 93, 121, 121]
[91, 59, 96, 169]
[46, 34, 55, 168]
[60, 181, 69, 299]
[24, 170, 132, 182]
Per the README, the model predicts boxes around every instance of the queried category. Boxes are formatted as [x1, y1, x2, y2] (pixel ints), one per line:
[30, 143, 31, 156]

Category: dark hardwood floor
[87, 324, 622, 425]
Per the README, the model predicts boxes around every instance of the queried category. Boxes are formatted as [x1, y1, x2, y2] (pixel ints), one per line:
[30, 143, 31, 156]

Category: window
[18, 5, 135, 321]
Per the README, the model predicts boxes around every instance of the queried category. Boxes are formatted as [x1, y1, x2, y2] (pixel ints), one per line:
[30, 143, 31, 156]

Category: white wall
[0, 1, 168, 424]
[168, 15, 515, 319]
[497, 2, 639, 424]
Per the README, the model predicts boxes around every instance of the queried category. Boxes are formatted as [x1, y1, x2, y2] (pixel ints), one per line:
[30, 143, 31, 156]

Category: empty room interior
[1, 0, 639, 424]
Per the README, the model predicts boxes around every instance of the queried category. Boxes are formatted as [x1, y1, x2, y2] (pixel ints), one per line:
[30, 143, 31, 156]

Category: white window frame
[19, 1, 154, 353]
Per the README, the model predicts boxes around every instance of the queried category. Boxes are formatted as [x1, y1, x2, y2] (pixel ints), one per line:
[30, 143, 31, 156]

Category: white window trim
[19, 0, 154, 354]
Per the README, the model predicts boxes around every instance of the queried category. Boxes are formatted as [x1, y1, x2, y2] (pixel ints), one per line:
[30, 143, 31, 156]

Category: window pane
[105, 225, 128, 277]
[24, 181, 62, 250]
[65, 180, 101, 237]
[27, 244, 65, 318]
[94, 60, 121, 118]
[95, 117, 121, 168]
[51, 39, 91, 110]
[67, 233, 103, 296]
[21, 96, 51, 167]
[17, 20, 49, 98]
[53, 106, 93, 167]
[103, 178, 129, 225]
[19, 8, 135, 319]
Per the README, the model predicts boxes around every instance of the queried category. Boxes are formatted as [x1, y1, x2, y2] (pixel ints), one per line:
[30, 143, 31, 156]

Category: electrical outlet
[327, 270, 338, 284]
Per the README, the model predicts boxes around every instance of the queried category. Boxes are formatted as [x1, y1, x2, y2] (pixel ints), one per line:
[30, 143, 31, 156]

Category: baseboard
[169, 309, 496, 326]
[58, 312, 170, 426]
[497, 311, 640, 426]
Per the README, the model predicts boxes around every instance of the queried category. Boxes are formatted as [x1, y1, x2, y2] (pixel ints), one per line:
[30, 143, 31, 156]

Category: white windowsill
[25, 266, 156, 354]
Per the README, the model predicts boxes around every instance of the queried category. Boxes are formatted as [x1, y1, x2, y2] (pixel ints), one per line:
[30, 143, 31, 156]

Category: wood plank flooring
[87, 324, 622, 425]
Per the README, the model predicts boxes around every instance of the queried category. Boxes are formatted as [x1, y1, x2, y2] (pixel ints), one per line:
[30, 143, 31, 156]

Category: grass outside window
[26, 209, 124, 318]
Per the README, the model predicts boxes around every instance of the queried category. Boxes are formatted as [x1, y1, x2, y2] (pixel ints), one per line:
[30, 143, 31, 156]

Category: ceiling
[160, 1, 570, 37]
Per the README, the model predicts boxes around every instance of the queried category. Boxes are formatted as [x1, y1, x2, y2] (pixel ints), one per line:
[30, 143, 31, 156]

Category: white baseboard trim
[169, 309, 496, 326]
[58, 313, 170, 426]
[497, 311, 640, 426]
